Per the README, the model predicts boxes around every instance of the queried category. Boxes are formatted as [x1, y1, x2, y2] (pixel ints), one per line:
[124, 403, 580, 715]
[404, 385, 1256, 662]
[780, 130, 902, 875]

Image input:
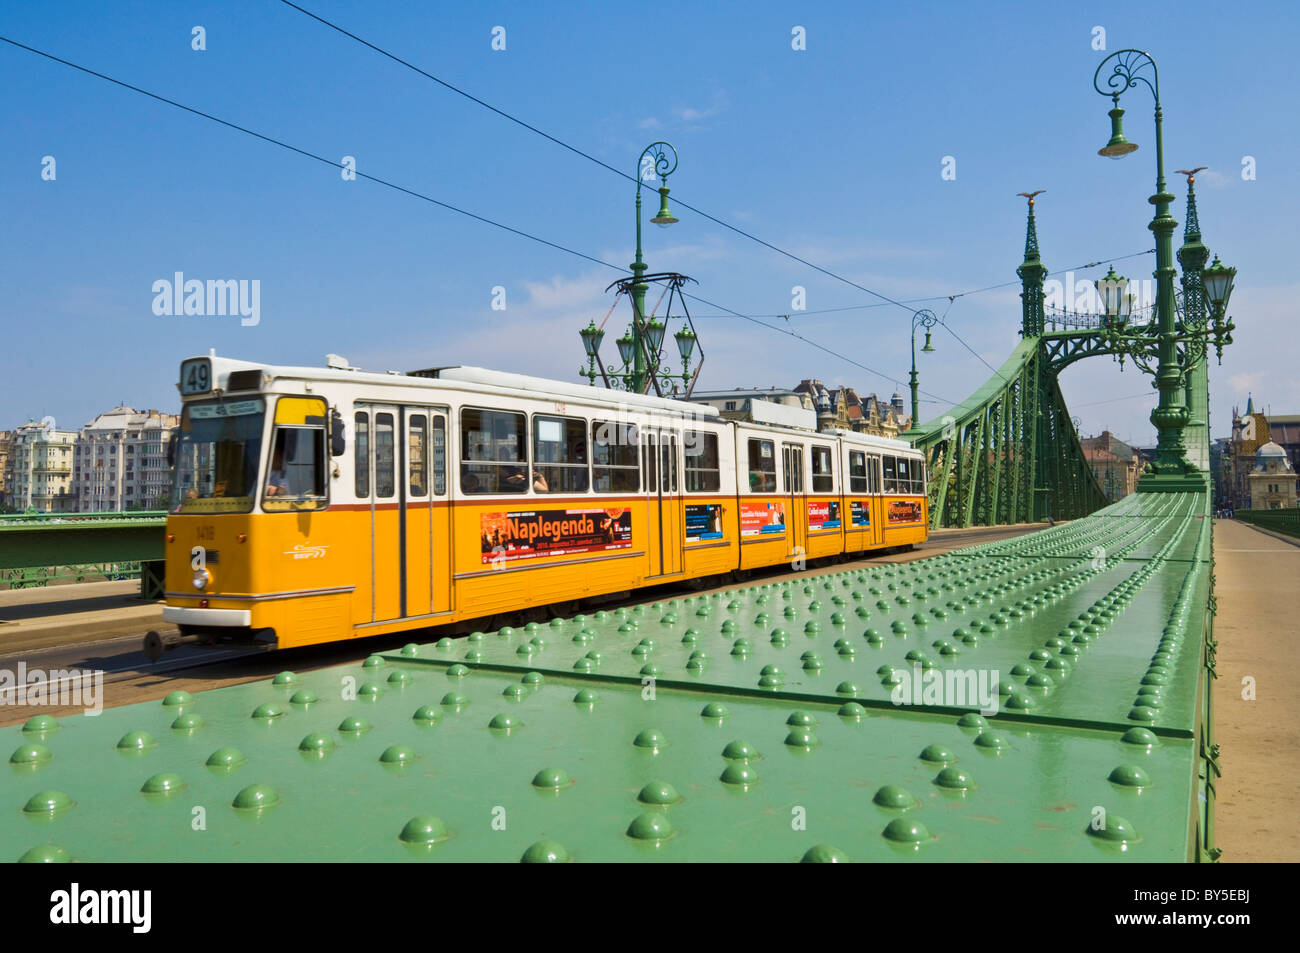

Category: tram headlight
[192, 568, 211, 591]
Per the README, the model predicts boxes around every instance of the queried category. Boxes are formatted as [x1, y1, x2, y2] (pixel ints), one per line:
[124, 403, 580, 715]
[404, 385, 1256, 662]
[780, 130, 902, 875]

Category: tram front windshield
[170, 399, 265, 513]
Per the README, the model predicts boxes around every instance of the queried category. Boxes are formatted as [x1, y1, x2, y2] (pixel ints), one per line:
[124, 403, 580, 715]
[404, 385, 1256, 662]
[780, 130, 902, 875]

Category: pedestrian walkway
[1211, 518, 1300, 862]
[0, 581, 161, 657]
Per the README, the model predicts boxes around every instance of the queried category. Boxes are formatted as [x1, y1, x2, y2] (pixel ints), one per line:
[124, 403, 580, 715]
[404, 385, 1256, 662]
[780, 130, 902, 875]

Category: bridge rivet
[400, 815, 449, 845]
[934, 754, 980, 789]
[11, 743, 52, 765]
[298, 734, 334, 755]
[521, 840, 569, 863]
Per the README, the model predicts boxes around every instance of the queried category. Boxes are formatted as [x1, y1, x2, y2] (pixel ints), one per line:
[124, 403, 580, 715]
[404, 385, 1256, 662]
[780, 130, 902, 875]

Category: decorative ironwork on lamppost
[1092, 50, 1236, 491]
[578, 141, 703, 397]
[909, 308, 938, 428]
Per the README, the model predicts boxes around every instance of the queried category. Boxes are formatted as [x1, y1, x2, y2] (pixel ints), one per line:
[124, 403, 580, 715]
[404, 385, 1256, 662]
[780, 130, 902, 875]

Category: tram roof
[187, 354, 720, 420]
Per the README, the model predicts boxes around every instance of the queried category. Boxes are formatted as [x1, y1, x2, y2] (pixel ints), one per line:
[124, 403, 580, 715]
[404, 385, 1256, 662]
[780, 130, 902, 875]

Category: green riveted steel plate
[393, 512, 1206, 734]
[1, 659, 1196, 862]
[0, 492, 1211, 862]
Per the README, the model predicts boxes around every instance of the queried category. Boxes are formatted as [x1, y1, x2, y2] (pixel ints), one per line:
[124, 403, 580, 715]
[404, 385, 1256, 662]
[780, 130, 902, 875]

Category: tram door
[782, 443, 808, 561]
[401, 407, 452, 618]
[642, 429, 683, 578]
[363, 405, 402, 622]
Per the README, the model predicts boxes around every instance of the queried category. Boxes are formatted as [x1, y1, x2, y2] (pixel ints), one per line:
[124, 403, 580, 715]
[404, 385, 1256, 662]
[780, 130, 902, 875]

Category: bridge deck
[2, 496, 1214, 862]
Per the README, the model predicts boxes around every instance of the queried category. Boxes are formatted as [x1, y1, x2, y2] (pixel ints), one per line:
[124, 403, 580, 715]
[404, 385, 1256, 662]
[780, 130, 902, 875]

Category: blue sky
[2, 0, 1296, 446]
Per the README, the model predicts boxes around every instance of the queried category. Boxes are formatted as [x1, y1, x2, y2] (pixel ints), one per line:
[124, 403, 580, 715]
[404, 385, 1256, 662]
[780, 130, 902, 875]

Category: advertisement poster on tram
[740, 500, 785, 536]
[480, 507, 632, 563]
[685, 503, 724, 541]
[850, 500, 870, 527]
[888, 499, 924, 524]
[807, 500, 841, 530]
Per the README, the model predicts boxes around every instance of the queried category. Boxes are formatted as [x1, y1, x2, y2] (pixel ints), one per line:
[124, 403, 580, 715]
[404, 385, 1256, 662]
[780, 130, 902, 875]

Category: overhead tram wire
[275, 0, 965, 322]
[275, 0, 1156, 398]
[0, 34, 952, 404]
[687, 248, 1156, 319]
[0, 37, 615, 274]
[680, 292, 956, 405]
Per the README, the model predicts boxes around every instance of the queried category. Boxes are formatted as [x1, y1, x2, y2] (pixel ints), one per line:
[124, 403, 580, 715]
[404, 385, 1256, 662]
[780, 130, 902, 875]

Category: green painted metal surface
[0, 511, 165, 593]
[1, 491, 1215, 862]
[907, 336, 1106, 528]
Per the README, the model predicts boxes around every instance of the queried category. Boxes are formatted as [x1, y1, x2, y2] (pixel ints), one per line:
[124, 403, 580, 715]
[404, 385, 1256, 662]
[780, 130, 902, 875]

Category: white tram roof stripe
[192, 355, 719, 421]
[429, 366, 718, 418]
[825, 427, 921, 454]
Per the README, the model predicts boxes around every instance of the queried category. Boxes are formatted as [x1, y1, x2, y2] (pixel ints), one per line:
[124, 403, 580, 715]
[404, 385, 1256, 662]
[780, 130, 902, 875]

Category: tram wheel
[546, 600, 580, 620]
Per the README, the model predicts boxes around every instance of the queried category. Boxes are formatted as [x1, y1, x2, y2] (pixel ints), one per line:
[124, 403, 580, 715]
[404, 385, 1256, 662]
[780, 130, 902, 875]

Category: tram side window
[896, 456, 923, 494]
[867, 455, 881, 493]
[812, 445, 834, 493]
[748, 439, 776, 492]
[534, 415, 589, 493]
[849, 451, 868, 493]
[684, 431, 720, 492]
[902, 456, 924, 494]
[592, 421, 639, 493]
[882, 455, 898, 493]
[431, 417, 446, 495]
[409, 415, 427, 497]
[354, 412, 369, 497]
[461, 408, 527, 494]
[375, 414, 395, 499]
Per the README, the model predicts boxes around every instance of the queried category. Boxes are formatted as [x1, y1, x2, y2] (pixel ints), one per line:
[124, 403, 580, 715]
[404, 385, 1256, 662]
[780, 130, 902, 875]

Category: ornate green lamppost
[1092, 50, 1235, 491]
[628, 141, 679, 393]
[578, 141, 702, 396]
[909, 308, 938, 427]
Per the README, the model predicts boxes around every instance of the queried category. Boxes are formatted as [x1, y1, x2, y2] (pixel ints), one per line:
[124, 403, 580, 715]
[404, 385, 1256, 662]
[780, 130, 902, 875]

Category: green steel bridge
[0, 188, 1229, 861]
[904, 185, 1216, 529]
[0, 511, 166, 596]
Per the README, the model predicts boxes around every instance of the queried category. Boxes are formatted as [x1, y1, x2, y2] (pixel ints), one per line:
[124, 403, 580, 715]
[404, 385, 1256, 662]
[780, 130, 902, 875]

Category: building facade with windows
[1080, 431, 1142, 501]
[0, 430, 11, 509]
[8, 421, 78, 513]
[73, 406, 179, 512]
[1219, 396, 1300, 510]
[1248, 442, 1296, 510]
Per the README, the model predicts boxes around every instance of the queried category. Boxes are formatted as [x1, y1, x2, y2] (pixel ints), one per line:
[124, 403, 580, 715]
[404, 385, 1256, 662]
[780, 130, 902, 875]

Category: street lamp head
[645, 316, 667, 354]
[1099, 104, 1139, 158]
[579, 320, 604, 358]
[1202, 255, 1236, 312]
[1095, 265, 1130, 321]
[650, 186, 678, 227]
[921, 331, 935, 353]
[674, 323, 697, 363]
[616, 329, 635, 366]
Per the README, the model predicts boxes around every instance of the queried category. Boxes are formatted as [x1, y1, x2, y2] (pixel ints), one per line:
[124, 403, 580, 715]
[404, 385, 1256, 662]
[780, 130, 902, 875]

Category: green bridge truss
[0, 511, 166, 595]
[905, 187, 1214, 529]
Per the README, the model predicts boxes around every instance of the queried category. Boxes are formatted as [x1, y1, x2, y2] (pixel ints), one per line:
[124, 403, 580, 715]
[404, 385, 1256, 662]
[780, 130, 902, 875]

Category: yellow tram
[162, 353, 928, 650]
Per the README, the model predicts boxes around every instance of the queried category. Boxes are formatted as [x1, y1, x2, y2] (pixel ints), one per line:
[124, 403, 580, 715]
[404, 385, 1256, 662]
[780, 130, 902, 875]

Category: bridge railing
[1233, 508, 1300, 539]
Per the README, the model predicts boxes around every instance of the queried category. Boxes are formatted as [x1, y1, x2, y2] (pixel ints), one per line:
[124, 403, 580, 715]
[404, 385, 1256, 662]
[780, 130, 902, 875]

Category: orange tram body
[163, 354, 928, 651]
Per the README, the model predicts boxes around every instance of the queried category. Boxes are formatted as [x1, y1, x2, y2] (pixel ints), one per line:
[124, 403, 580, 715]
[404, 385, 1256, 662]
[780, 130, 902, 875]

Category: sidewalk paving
[1211, 518, 1300, 862]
